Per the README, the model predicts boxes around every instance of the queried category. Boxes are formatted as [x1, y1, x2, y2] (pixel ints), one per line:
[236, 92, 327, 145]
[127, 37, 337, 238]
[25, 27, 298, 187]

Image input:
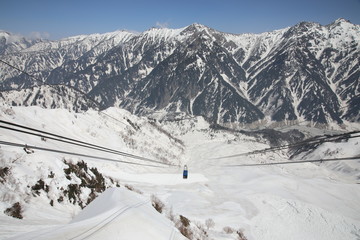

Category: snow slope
[159, 123, 360, 240]
[0, 106, 359, 240]
[7, 188, 186, 240]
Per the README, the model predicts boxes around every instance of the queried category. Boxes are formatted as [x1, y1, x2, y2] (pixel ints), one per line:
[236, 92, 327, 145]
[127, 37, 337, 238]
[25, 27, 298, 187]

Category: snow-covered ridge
[7, 188, 187, 240]
[141, 26, 187, 41]
[2, 18, 356, 56]
[22, 30, 136, 53]
[1, 19, 359, 125]
[0, 85, 97, 111]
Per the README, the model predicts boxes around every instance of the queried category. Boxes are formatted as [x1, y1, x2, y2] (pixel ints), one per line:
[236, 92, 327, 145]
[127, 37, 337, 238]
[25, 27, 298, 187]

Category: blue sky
[1, 0, 359, 39]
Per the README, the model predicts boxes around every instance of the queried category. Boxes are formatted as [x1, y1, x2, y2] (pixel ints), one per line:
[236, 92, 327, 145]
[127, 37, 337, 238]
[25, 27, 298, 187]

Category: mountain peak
[327, 18, 359, 37]
[183, 23, 210, 32]
[190, 23, 208, 28]
[328, 18, 357, 30]
[0, 31, 25, 44]
[0, 30, 11, 37]
[333, 18, 351, 25]
[141, 26, 186, 41]
[294, 21, 321, 30]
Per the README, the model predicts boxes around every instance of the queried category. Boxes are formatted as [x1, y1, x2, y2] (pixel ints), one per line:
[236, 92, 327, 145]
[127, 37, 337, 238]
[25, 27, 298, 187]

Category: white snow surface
[0, 106, 359, 240]
[6, 188, 186, 240]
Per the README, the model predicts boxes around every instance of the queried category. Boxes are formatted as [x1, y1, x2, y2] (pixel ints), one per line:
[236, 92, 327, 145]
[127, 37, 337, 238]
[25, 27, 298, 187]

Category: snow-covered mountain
[1, 19, 359, 125]
[0, 30, 134, 92]
[0, 85, 98, 111]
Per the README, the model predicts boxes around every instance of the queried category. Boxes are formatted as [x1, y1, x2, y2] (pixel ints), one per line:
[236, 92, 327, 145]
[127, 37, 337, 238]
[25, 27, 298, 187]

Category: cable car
[183, 165, 188, 179]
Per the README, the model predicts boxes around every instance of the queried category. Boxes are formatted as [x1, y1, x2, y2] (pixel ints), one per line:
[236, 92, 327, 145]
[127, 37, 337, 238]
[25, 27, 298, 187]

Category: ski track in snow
[0, 106, 359, 240]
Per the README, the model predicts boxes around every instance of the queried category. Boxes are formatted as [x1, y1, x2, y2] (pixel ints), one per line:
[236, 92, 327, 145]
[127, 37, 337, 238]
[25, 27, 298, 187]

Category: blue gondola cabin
[183, 165, 188, 179]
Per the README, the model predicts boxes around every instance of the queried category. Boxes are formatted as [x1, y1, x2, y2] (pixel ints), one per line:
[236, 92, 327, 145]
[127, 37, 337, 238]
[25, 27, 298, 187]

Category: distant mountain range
[1, 18, 359, 125]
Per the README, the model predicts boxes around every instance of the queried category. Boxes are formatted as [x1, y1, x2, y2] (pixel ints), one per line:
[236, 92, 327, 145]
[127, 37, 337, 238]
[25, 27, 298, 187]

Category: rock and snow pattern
[1, 18, 359, 125]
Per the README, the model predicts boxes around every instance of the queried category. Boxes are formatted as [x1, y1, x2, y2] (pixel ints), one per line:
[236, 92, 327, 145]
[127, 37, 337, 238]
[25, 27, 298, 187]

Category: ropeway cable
[0, 140, 167, 168]
[222, 156, 360, 167]
[212, 131, 360, 159]
[0, 120, 177, 166]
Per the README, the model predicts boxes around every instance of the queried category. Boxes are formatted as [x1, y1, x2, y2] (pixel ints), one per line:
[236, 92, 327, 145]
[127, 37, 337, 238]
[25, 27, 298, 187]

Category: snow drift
[7, 188, 186, 240]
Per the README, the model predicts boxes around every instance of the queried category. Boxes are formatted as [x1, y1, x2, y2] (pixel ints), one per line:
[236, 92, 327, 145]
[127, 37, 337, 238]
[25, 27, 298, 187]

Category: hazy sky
[1, 0, 359, 39]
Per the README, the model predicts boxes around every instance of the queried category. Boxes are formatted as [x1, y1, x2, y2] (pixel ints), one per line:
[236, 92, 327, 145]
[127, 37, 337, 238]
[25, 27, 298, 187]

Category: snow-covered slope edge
[7, 188, 187, 240]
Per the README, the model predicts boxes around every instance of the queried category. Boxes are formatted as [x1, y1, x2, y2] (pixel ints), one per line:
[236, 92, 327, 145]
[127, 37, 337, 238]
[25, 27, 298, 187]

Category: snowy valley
[0, 105, 359, 240]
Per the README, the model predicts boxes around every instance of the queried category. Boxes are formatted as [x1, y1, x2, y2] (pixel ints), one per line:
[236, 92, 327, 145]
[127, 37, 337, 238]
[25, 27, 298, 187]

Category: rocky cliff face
[0, 85, 98, 112]
[1, 19, 359, 124]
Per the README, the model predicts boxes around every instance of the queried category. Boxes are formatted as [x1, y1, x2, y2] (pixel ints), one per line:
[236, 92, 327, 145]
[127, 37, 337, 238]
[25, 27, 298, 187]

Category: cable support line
[212, 131, 360, 160]
[0, 140, 166, 168]
[0, 124, 172, 166]
[216, 134, 360, 160]
[0, 120, 176, 166]
[247, 134, 360, 156]
[0, 124, 170, 166]
[222, 156, 360, 167]
[0, 119, 138, 161]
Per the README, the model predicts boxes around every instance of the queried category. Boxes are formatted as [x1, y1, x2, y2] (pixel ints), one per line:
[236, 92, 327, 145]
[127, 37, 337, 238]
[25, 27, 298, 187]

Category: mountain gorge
[1, 19, 359, 125]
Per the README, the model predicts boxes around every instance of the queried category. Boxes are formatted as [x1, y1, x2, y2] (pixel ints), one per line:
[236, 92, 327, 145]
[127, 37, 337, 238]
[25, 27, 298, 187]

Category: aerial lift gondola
[183, 165, 188, 179]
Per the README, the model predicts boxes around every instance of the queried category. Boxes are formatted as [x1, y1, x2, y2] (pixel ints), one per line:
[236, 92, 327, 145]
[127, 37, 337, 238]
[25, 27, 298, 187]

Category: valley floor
[127, 132, 360, 240]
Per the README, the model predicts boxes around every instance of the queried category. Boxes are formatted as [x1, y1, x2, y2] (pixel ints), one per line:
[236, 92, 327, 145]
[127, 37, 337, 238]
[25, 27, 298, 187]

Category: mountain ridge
[1, 19, 359, 126]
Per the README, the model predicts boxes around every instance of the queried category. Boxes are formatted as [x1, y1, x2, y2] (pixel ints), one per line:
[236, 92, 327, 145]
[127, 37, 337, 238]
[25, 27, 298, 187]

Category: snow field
[0, 106, 359, 239]
[160, 120, 360, 239]
[6, 188, 186, 240]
